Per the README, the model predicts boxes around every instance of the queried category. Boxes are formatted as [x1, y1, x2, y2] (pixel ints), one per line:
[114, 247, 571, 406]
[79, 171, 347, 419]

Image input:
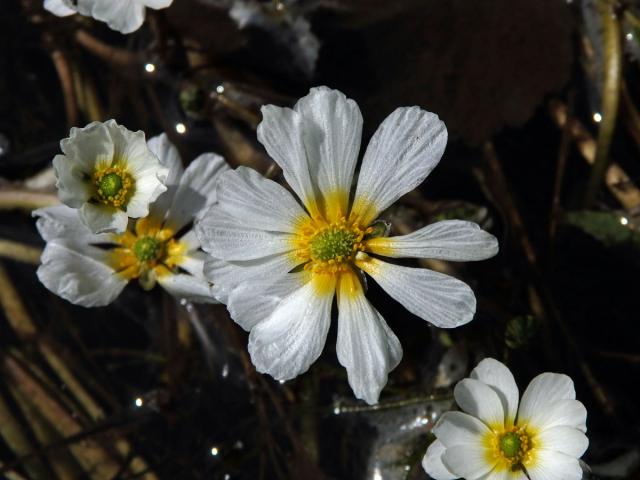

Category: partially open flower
[36, 134, 227, 307]
[197, 86, 499, 404]
[422, 358, 588, 480]
[53, 120, 168, 234]
[44, 0, 174, 34]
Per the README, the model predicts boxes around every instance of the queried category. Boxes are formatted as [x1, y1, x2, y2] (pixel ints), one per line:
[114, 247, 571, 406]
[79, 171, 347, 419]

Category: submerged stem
[584, 0, 622, 207]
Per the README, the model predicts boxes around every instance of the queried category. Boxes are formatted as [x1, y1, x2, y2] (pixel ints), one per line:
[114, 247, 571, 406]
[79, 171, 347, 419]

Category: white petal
[60, 121, 114, 172]
[146, 133, 183, 222]
[454, 378, 506, 428]
[80, 0, 146, 34]
[248, 276, 335, 381]
[141, 0, 173, 8]
[176, 250, 206, 278]
[227, 272, 307, 331]
[357, 258, 476, 328]
[518, 373, 576, 427]
[157, 273, 217, 304]
[164, 152, 229, 232]
[336, 271, 402, 405]
[367, 220, 499, 261]
[196, 206, 294, 261]
[352, 107, 447, 225]
[526, 399, 587, 433]
[216, 167, 309, 234]
[52, 154, 91, 208]
[536, 426, 588, 458]
[37, 241, 127, 307]
[204, 253, 297, 304]
[526, 450, 583, 480]
[78, 203, 128, 234]
[44, 0, 77, 16]
[433, 411, 491, 447]
[257, 104, 321, 217]
[470, 358, 519, 425]
[294, 87, 362, 217]
[33, 205, 113, 244]
[422, 440, 457, 480]
[442, 444, 494, 480]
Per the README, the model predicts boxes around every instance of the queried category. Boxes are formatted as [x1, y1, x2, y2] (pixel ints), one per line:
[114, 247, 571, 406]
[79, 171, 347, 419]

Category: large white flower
[196, 86, 499, 404]
[53, 120, 168, 234]
[422, 358, 588, 480]
[36, 134, 227, 307]
[44, 0, 173, 34]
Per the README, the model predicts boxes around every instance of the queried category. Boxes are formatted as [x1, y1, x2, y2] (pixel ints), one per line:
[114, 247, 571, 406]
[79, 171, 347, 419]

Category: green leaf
[565, 210, 638, 248]
[505, 315, 539, 349]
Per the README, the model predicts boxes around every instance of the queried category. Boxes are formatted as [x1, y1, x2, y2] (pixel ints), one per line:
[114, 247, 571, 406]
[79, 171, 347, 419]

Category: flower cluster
[34, 86, 590, 480]
[38, 130, 226, 306]
[423, 358, 588, 480]
[44, 0, 173, 34]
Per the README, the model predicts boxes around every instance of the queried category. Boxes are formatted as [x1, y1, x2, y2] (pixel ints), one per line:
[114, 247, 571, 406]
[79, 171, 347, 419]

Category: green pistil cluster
[499, 432, 522, 458]
[310, 227, 357, 261]
[98, 173, 123, 198]
[133, 236, 161, 262]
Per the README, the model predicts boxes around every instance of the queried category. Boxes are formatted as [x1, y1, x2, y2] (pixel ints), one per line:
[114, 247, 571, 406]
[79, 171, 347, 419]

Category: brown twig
[549, 92, 574, 242]
[549, 101, 640, 213]
[74, 30, 142, 67]
[584, 0, 622, 207]
[0, 240, 42, 265]
[0, 189, 59, 211]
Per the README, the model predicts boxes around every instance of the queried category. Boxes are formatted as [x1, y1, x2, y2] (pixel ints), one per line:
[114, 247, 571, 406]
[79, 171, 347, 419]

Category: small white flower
[53, 120, 168, 234]
[422, 358, 588, 480]
[44, 0, 173, 34]
[35, 134, 228, 307]
[196, 86, 499, 404]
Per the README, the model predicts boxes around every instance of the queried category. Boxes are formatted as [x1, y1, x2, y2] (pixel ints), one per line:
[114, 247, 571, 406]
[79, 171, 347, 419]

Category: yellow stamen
[107, 216, 188, 286]
[93, 164, 134, 208]
[483, 424, 538, 473]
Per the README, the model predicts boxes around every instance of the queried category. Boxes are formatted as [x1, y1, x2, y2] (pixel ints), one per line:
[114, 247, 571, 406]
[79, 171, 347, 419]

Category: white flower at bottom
[36, 134, 228, 307]
[196, 86, 499, 404]
[44, 0, 173, 34]
[53, 120, 168, 234]
[422, 358, 588, 480]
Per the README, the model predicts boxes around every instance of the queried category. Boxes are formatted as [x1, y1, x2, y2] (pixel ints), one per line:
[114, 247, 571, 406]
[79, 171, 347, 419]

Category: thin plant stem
[584, 0, 622, 207]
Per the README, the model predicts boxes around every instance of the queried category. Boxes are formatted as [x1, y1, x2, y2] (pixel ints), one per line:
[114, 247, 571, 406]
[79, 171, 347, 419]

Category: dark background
[1, 0, 639, 478]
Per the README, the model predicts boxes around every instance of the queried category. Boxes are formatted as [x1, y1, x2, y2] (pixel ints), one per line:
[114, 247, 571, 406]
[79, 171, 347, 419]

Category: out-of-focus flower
[53, 120, 168, 234]
[44, 0, 173, 34]
[36, 134, 227, 307]
[422, 358, 588, 480]
[197, 86, 498, 404]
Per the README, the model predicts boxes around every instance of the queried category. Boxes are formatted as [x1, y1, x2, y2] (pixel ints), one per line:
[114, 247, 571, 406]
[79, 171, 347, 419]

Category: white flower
[44, 0, 173, 34]
[422, 358, 588, 480]
[53, 120, 168, 234]
[196, 86, 499, 404]
[35, 134, 228, 307]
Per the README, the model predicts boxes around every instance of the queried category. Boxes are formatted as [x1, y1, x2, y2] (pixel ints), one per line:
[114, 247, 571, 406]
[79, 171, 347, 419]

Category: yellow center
[107, 217, 187, 289]
[293, 217, 372, 275]
[484, 424, 537, 473]
[93, 164, 133, 208]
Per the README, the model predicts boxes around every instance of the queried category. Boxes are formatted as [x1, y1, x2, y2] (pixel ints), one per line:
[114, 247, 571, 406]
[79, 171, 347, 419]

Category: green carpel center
[499, 432, 522, 458]
[310, 228, 357, 261]
[133, 236, 161, 262]
[98, 172, 123, 198]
